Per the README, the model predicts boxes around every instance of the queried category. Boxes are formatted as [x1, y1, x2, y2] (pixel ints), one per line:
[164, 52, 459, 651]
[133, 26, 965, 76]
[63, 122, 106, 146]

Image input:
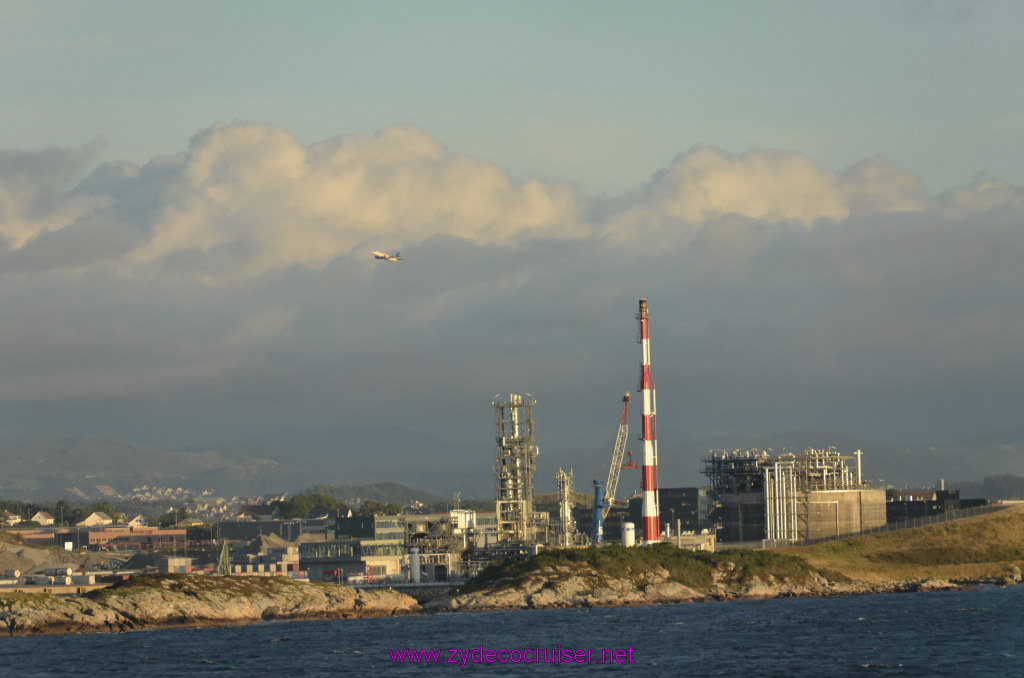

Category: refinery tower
[494, 393, 539, 542]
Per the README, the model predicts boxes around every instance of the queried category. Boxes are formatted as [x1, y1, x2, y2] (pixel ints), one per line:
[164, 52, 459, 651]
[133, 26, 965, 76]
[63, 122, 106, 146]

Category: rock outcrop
[428, 564, 706, 611]
[0, 574, 419, 636]
[426, 561, 968, 612]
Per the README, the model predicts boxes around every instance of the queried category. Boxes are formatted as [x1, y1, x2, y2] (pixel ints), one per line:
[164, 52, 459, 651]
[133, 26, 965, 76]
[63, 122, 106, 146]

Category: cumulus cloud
[109, 122, 582, 281]
[0, 141, 107, 249]
[0, 123, 1022, 459]
[645, 146, 850, 223]
[2, 125, 1009, 282]
[636, 146, 935, 227]
[938, 173, 1024, 216]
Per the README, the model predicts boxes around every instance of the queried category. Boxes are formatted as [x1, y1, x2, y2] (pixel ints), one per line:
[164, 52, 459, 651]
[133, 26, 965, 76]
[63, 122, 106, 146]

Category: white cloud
[636, 146, 936, 228]
[0, 143, 106, 249]
[938, 173, 1024, 216]
[645, 146, 850, 224]
[840, 156, 932, 215]
[117, 122, 581, 281]
[0, 124, 1022, 449]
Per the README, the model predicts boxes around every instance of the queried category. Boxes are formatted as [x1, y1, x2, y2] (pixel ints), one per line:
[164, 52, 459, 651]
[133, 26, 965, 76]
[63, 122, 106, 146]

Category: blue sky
[1, 1, 1023, 494]
[4, 1, 1022, 194]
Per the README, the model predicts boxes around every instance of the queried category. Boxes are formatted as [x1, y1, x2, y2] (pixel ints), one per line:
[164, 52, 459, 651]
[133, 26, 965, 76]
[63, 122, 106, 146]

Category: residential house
[76, 511, 113, 527]
[30, 511, 55, 526]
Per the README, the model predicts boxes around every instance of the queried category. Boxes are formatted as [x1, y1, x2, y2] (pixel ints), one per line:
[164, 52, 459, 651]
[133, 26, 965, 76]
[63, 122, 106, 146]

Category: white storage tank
[623, 522, 636, 547]
[409, 547, 421, 583]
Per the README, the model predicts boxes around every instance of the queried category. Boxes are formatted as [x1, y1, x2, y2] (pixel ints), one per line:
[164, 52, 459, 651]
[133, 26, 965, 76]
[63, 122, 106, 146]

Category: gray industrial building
[628, 487, 713, 537]
[703, 448, 886, 544]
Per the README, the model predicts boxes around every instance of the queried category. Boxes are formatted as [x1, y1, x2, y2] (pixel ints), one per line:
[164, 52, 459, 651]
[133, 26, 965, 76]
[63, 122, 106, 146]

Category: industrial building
[884, 487, 990, 522]
[628, 487, 713, 537]
[299, 537, 405, 583]
[54, 526, 187, 551]
[702, 447, 886, 544]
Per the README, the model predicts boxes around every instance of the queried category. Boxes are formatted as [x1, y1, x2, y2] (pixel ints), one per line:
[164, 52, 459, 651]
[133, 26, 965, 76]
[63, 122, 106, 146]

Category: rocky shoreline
[425, 560, 1022, 612]
[0, 574, 419, 636]
[3, 561, 1022, 636]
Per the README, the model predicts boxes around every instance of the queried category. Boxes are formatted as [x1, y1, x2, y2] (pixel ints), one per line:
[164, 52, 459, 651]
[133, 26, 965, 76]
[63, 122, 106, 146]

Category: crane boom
[603, 392, 631, 518]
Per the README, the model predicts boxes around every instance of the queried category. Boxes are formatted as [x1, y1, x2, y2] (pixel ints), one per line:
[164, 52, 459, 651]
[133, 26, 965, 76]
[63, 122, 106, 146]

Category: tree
[155, 508, 189, 528]
[186, 523, 216, 541]
[272, 493, 348, 519]
[358, 500, 401, 516]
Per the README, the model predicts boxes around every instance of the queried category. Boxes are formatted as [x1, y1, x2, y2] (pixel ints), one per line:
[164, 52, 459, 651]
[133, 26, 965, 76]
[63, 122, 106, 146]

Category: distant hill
[204, 425, 494, 497]
[0, 428, 493, 502]
[0, 437, 314, 501]
[304, 482, 449, 507]
[1, 421, 1021, 503]
[949, 474, 1024, 500]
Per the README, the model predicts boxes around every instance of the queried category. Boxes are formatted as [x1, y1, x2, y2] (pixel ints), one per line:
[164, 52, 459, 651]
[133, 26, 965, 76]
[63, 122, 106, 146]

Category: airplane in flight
[372, 250, 403, 262]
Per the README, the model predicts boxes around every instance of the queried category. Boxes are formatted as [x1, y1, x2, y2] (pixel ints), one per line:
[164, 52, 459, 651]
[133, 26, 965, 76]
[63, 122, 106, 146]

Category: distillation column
[637, 298, 661, 544]
[556, 468, 576, 547]
[494, 393, 538, 542]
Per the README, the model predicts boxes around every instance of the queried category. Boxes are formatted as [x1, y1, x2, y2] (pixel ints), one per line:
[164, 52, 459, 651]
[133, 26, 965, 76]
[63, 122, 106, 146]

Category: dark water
[1, 585, 1021, 676]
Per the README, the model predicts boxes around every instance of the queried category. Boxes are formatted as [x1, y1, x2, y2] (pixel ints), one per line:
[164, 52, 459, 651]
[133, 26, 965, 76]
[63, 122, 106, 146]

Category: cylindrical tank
[623, 522, 636, 547]
[409, 547, 421, 583]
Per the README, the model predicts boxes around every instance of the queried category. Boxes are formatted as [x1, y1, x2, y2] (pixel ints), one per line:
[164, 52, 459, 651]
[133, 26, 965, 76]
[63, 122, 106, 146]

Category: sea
[1, 585, 1021, 677]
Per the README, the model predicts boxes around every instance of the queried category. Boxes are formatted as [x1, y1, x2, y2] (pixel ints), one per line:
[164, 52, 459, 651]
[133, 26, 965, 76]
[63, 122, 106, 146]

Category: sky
[1, 1, 1023, 493]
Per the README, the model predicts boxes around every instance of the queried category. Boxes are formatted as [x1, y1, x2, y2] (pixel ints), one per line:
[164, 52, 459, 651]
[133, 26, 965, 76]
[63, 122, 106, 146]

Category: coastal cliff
[425, 556, 983, 612]
[0, 574, 419, 636]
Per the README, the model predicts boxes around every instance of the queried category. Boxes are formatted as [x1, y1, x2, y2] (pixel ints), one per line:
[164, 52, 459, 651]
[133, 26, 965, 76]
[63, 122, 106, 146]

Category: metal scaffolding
[494, 393, 539, 542]
[703, 447, 866, 543]
[555, 468, 576, 547]
[701, 449, 769, 494]
[764, 460, 799, 541]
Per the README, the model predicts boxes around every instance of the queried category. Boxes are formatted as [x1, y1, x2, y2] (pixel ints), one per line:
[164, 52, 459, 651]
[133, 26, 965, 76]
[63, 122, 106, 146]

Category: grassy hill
[461, 505, 1024, 602]
[780, 504, 1024, 583]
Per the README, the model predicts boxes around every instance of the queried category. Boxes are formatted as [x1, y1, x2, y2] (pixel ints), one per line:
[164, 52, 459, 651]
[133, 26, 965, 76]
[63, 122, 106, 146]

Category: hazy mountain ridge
[0, 437, 295, 501]
[0, 422, 1021, 502]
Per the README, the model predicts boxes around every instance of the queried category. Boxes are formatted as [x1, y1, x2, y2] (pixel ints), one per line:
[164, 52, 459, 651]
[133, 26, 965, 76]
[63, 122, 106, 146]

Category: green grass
[465, 544, 821, 594]
[782, 505, 1024, 581]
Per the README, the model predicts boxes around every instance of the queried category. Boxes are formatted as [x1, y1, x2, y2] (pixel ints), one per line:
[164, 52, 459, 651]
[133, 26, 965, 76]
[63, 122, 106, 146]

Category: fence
[794, 503, 1012, 547]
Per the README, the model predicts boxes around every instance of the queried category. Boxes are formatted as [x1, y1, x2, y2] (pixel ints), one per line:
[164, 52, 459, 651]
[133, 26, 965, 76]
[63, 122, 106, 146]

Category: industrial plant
[702, 447, 886, 544]
[2, 298, 900, 593]
[294, 297, 890, 584]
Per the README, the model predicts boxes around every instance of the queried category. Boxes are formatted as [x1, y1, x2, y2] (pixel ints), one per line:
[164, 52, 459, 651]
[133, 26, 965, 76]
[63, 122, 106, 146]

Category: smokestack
[637, 298, 661, 545]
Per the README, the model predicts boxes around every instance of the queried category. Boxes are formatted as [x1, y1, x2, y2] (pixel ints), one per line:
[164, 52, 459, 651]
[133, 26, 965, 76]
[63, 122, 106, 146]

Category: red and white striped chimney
[637, 298, 661, 544]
